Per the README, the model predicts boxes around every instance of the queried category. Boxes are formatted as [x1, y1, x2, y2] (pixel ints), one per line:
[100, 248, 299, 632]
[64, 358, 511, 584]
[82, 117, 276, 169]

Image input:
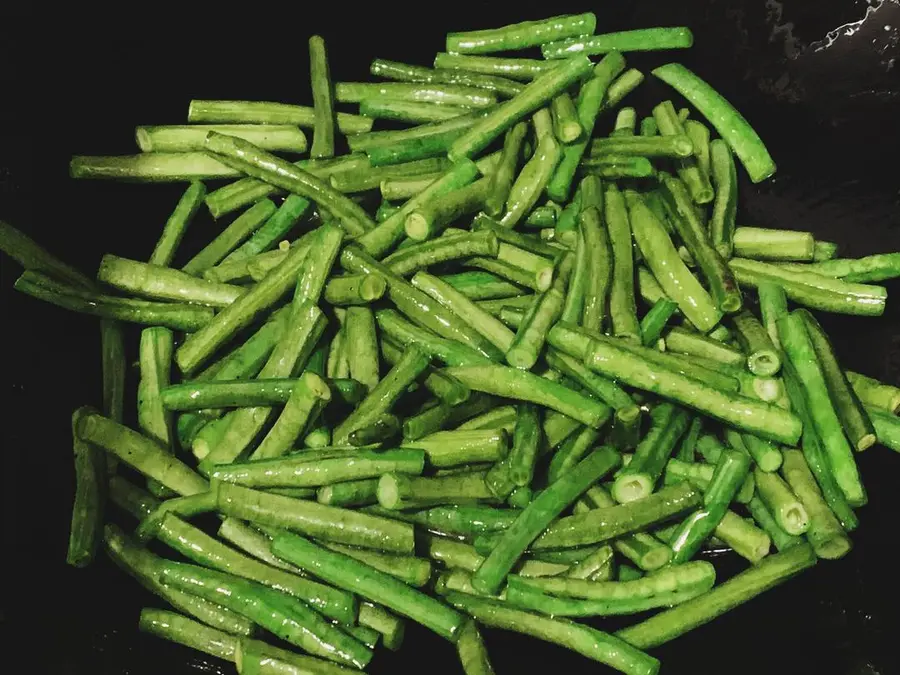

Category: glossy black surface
[3, 2, 899, 673]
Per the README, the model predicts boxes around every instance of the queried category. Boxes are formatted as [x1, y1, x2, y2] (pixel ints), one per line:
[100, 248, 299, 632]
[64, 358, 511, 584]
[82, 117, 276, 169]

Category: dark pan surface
[2, 2, 899, 673]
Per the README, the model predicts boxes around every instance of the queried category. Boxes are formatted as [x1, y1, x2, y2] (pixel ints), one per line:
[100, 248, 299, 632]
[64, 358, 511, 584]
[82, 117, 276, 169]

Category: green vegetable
[472, 447, 620, 593]
[546, 52, 627, 203]
[797, 310, 876, 451]
[70, 152, 240, 181]
[136, 124, 307, 153]
[175, 237, 318, 375]
[212, 448, 425, 488]
[542, 27, 693, 58]
[67, 407, 106, 567]
[139, 608, 238, 663]
[446, 13, 596, 54]
[204, 132, 375, 237]
[456, 620, 496, 675]
[406, 430, 509, 468]
[652, 63, 776, 183]
[449, 56, 593, 161]
[781, 450, 852, 559]
[669, 449, 751, 563]
[377, 471, 494, 509]
[216, 482, 415, 553]
[77, 412, 208, 496]
[605, 184, 641, 341]
[444, 591, 660, 675]
[152, 512, 357, 622]
[777, 312, 866, 506]
[625, 191, 721, 331]
[309, 35, 336, 158]
[617, 545, 817, 648]
[660, 173, 742, 312]
[159, 561, 371, 668]
[580, 207, 613, 333]
[104, 524, 254, 636]
[847, 371, 900, 414]
[205, 155, 370, 219]
[523, 482, 702, 550]
[272, 533, 465, 642]
[581, 336, 802, 445]
[506, 560, 715, 616]
[14, 271, 214, 332]
[612, 403, 690, 503]
[187, 99, 374, 134]
[443, 364, 611, 428]
[371, 58, 524, 98]
[732, 227, 815, 261]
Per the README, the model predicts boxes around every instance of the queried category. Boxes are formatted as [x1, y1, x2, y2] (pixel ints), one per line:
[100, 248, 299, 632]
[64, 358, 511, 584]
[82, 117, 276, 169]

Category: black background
[2, 1, 900, 673]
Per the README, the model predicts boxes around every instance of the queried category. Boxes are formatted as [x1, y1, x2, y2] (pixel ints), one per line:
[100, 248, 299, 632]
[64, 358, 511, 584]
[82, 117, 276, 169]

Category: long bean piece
[472, 447, 620, 593]
[272, 533, 465, 642]
[445, 591, 660, 675]
[617, 545, 817, 648]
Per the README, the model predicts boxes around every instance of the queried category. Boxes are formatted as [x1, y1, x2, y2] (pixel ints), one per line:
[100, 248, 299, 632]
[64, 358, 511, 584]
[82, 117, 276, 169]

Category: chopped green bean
[542, 27, 693, 58]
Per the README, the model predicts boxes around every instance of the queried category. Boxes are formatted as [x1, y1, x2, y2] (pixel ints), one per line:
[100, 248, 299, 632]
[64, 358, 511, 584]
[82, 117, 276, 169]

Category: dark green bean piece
[625, 191, 721, 331]
[449, 56, 593, 161]
[159, 561, 370, 668]
[652, 63, 777, 183]
[216, 482, 414, 553]
[782, 370, 859, 531]
[507, 404, 543, 487]
[381, 336, 471, 406]
[582, 337, 801, 445]
[445, 591, 660, 675]
[731, 257, 886, 316]
[709, 139, 738, 259]
[797, 310, 876, 451]
[617, 545, 816, 649]
[333, 344, 431, 445]
[542, 27, 693, 58]
[472, 447, 620, 594]
[356, 160, 480, 257]
[778, 313, 866, 506]
[661, 173, 742, 312]
[309, 35, 336, 158]
[546, 53, 627, 203]
[358, 99, 471, 124]
[612, 403, 690, 503]
[371, 58, 524, 98]
[580, 207, 613, 333]
[446, 13, 596, 54]
[338, 82, 498, 108]
[640, 298, 678, 347]
[14, 271, 215, 332]
[847, 371, 900, 415]
[652, 100, 713, 204]
[272, 533, 464, 642]
[318, 479, 381, 507]
[605, 184, 640, 341]
[67, 407, 106, 567]
[730, 310, 781, 377]
[204, 132, 374, 237]
[551, 92, 583, 143]
[444, 364, 611, 429]
[506, 285, 566, 369]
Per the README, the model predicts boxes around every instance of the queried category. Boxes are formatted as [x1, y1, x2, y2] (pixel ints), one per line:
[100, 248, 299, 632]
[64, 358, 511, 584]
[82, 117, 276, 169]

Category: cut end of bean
[781, 505, 810, 536]
[377, 474, 403, 509]
[361, 275, 388, 301]
[404, 213, 430, 241]
[613, 475, 653, 503]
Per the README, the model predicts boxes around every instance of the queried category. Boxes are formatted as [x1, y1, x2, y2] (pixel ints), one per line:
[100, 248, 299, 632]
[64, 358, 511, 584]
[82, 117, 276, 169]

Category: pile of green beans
[5, 11, 900, 675]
